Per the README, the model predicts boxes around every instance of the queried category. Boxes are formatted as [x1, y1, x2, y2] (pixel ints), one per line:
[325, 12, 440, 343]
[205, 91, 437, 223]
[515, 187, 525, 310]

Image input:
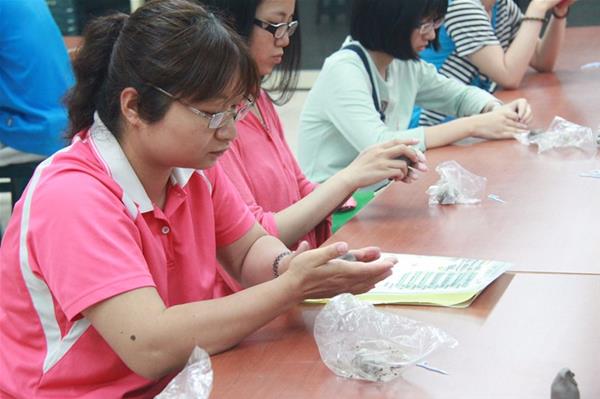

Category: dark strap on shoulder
[343, 44, 386, 122]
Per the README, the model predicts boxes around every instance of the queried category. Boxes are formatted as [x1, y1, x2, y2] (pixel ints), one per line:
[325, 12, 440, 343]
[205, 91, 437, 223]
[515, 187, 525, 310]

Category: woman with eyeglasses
[417, 0, 577, 127]
[0, 1, 397, 396]
[298, 0, 534, 186]
[202, 0, 425, 293]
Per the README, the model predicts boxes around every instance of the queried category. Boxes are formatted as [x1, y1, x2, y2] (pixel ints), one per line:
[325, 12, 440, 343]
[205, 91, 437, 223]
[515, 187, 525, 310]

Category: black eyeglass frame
[253, 18, 299, 39]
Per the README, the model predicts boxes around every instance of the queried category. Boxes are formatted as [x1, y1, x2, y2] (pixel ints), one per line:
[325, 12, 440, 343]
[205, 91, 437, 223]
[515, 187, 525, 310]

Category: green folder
[332, 190, 375, 232]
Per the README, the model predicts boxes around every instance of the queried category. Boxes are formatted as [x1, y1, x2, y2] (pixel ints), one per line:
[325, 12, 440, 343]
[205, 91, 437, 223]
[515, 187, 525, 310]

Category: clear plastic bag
[155, 347, 213, 399]
[426, 160, 486, 205]
[313, 294, 458, 382]
[514, 116, 597, 156]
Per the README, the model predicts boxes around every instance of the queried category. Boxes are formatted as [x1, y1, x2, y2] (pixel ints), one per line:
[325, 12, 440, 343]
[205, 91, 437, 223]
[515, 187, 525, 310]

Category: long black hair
[65, 0, 260, 138]
[202, 0, 302, 105]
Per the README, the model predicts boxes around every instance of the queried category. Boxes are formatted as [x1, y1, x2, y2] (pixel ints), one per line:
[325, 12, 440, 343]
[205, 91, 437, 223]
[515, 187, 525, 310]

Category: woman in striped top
[418, 0, 577, 126]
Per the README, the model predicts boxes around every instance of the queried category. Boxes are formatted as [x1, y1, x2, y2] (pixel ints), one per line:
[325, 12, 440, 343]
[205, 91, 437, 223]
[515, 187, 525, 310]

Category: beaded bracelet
[521, 16, 548, 24]
[552, 7, 570, 19]
[272, 250, 292, 278]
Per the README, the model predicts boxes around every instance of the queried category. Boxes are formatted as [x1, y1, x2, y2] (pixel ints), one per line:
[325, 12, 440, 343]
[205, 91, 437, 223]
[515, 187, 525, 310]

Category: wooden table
[210, 27, 600, 398]
[326, 26, 600, 275]
[328, 136, 600, 274]
[212, 274, 600, 398]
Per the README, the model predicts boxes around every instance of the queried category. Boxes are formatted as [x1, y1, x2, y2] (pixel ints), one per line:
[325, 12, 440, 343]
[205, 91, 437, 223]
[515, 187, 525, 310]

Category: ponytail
[64, 0, 259, 140]
[65, 13, 128, 137]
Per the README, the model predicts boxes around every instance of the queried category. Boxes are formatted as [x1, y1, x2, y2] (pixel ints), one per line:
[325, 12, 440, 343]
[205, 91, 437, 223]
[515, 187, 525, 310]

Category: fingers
[501, 125, 528, 136]
[303, 260, 394, 299]
[404, 170, 420, 183]
[499, 130, 523, 139]
[378, 138, 421, 149]
[348, 246, 381, 262]
[511, 99, 532, 125]
[505, 119, 529, 132]
[552, 0, 568, 8]
[536, 0, 564, 10]
[414, 148, 427, 163]
[385, 159, 409, 182]
[505, 99, 522, 114]
[299, 252, 395, 299]
[521, 103, 533, 125]
[336, 258, 395, 283]
[285, 240, 310, 264]
[346, 264, 394, 295]
[293, 240, 310, 255]
[303, 242, 349, 266]
[365, 140, 428, 175]
[515, 100, 526, 120]
[385, 144, 420, 164]
[409, 148, 428, 172]
[385, 145, 429, 176]
[501, 110, 529, 131]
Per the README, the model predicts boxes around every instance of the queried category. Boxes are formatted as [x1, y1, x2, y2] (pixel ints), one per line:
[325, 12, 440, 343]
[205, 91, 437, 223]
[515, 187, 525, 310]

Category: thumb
[290, 240, 310, 259]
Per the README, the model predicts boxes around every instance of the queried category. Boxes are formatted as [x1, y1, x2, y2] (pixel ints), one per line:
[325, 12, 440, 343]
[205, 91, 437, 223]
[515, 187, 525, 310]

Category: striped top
[419, 0, 522, 126]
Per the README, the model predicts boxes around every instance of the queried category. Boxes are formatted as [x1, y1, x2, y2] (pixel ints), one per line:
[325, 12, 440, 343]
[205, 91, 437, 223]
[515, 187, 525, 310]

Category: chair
[0, 35, 81, 211]
[0, 162, 41, 209]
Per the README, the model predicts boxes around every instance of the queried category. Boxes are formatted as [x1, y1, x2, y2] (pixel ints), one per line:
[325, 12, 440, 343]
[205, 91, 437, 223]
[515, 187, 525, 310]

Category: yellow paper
[307, 253, 510, 308]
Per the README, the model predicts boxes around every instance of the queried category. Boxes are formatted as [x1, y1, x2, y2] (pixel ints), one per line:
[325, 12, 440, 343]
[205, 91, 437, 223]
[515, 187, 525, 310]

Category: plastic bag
[155, 347, 213, 399]
[426, 161, 486, 205]
[313, 294, 458, 382]
[514, 116, 597, 156]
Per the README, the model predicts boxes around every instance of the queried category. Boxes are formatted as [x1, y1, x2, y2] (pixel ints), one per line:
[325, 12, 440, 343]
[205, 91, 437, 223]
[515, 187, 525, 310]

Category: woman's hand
[472, 101, 530, 140]
[280, 241, 395, 300]
[530, 0, 570, 14]
[340, 139, 428, 189]
[552, 0, 577, 15]
[500, 98, 533, 125]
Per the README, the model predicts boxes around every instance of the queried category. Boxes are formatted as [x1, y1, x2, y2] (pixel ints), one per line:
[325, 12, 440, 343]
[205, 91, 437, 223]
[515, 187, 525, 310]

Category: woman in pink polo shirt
[203, 1, 427, 256]
[0, 1, 397, 397]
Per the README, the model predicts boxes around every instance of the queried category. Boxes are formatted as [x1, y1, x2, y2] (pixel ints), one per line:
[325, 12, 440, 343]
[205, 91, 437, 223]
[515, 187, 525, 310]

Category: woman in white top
[299, 0, 533, 184]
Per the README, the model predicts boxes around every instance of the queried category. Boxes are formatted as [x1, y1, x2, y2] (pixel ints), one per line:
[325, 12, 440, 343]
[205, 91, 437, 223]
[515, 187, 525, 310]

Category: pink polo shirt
[219, 90, 331, 250]
[0, 116, 255, 398]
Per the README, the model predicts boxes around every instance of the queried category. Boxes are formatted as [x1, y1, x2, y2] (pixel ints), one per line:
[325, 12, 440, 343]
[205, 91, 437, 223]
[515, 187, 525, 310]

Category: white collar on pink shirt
[89, 113, 196, 213]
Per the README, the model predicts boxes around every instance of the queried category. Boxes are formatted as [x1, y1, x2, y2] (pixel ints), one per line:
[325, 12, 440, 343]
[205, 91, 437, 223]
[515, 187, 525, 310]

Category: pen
[416, 361, 449, 375]
[397, 155, 419, 174]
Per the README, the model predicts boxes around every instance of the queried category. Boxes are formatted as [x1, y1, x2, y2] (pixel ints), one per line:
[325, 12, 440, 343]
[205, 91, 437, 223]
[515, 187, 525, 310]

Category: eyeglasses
[253, 19, 299, 39]
[418, 19, 444, 35]
[151, 85, 254, 129]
